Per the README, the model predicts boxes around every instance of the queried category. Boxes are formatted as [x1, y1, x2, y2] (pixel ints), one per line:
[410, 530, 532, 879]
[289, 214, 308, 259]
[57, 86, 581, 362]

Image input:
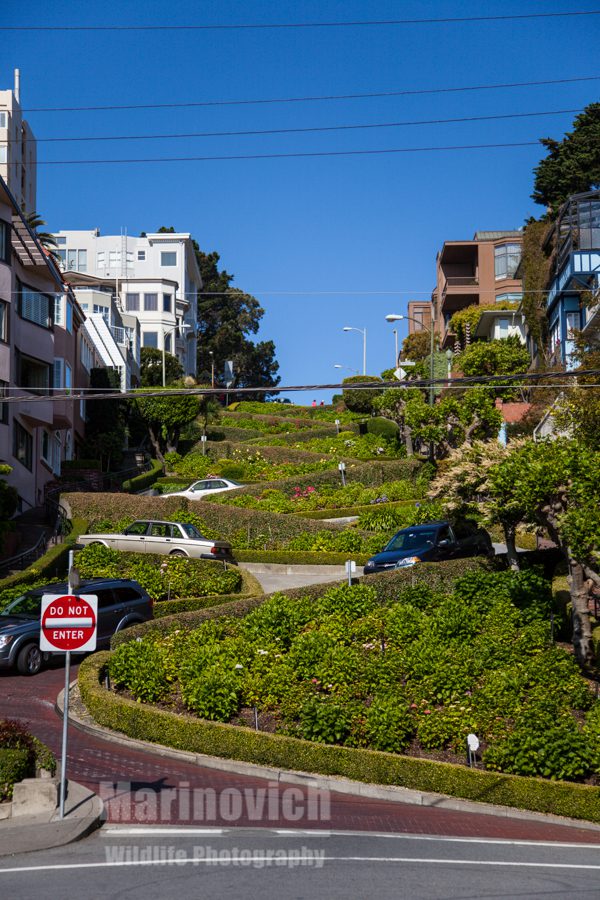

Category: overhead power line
[21, 75, 600, 113]
[33, 140, 541, 165]
[3, 10, 600, 31]
[10, 107, 583, 144]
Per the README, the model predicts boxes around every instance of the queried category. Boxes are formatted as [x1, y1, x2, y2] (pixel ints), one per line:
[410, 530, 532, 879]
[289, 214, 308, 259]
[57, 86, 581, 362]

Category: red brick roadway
[1, 663, 599, 843]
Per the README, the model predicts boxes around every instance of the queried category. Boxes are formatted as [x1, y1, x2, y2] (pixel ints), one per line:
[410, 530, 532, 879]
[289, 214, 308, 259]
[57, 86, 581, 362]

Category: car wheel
[16, 643, 43, 676]
[169, 550, 187, 557]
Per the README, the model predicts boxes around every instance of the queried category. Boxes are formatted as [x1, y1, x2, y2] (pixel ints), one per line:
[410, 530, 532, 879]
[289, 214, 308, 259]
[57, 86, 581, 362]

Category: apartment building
[54, 229, 201, 378]
[406, 301, 433, 335]
[0, 69, 37, 215]
[434, 230, 524, 348]
[543, 190, 600, 369]
[0, 175, 92, 510]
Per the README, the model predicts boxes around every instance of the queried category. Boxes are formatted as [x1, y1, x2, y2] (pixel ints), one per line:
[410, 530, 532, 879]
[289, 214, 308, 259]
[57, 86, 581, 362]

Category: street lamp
[392, 329, 398, 368]
[342, 326, 367, 375]
[385, 313, 435, 406]
[209, 350, 215, 389]
[333, 363, 359, 376]
[162, 322, 191, 387]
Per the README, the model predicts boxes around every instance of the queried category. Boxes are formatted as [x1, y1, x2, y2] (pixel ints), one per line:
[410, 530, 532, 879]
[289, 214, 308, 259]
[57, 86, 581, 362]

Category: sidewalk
[0, 780, 103, 857]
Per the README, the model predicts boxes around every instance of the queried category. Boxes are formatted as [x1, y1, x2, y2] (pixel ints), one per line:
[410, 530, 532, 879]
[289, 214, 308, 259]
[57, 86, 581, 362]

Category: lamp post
[385, 312, 435, 406]
[209, 350, 215, 389]
[342, 326, 367, 375]
[333, 363, 359, 376]
[392, 329, 398, 368]
[162, 322, 190, 387]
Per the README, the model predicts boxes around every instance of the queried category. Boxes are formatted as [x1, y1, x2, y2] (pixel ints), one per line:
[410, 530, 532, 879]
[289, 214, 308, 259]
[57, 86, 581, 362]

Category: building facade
[434, 230, 524, 348]
[0, 176, 88, 510]
[0, 69, 37, 215]
[53, 229, 201, 378]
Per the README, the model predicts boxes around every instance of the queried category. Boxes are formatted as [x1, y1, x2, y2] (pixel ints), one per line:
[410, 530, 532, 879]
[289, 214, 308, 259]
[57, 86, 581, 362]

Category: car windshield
[1, 593, 42, 619]
[385, 529, 437, 552]
[180, 523, 204, 540]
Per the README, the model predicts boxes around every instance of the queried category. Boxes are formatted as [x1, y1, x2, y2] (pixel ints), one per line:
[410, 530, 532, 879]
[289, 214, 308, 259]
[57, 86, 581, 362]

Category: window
[53, 295, 63, 325]
[494, 243, 521, 280]
[81, 338, 94, 371]
[93, 304, 109, 322]
[67, 249, 77, 270]
[144, 293, 158, 311]
[550, 319, 561, 353]
[56, 236, 66, 246]
[0, 219, 10, 263]
[137, 250, 146, 261]
[53, 358, 64, 389]
[0, 381, 8, 425]
[0, 112, 6, 128]
[66, 298, 73, 333]
[161, 251, 177, 266]
[0, 147, 6, 165]
[143, 331, 158, 348]
[65, 362, 72, 394]
[77, 249, 87, 273]
[496, 292, 523, 303]
[18, 353, 50, 394]
[13, 422, 33, 470]
[0, 300, 8, 342]
[41, 430, 51, 464]
[164, 334, 171, 352]
[97, 251, 105, 269]
[497, 318, 510, 339]
[80, 398, 86, 421]
[566, 311, 580, 339]
[163, 293, 172, 312]
[17, 282, 52, 328]
[125, 293, 139, 312]
[126, 251, 133, 264]
[79, 302, 89, 312]
[108, 250, 120, 269]
[57, 249, 66, 266]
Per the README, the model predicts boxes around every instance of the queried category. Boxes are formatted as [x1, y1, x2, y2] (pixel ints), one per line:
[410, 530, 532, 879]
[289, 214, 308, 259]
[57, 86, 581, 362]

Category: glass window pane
[161, 252, 176, 266]
[144, 293, 158, 311]
[143, 332, 158, 348]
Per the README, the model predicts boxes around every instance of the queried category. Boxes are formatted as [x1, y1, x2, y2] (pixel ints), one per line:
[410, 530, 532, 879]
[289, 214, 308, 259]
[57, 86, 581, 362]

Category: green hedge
[207, 426, 263, 442]
[0, 748, 32, 802]
[151, 566, 262, 618]
[111, 558, 489, 647]
[294, 500, 418, 520]
[235, 550, 369, 565]
[79, 652, 600, 824]
[122, 459, 164, 493]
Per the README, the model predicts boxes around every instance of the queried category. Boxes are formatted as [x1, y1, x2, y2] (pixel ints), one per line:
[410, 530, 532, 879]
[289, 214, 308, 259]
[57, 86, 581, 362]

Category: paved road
[2, 665, 600, 841]
[239, 562, 347, 593]
[2, 828, 600, 898]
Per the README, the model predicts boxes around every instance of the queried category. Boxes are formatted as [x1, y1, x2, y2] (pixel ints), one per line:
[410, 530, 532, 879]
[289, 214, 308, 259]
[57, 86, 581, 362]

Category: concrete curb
[239, 562, 346, 576]
[0, 780, 104, 857]
[57, 685, 600, 835]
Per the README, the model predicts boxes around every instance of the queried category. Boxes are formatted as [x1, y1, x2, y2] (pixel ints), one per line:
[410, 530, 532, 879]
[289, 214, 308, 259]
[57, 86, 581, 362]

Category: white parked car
[78, 520, 234, 561]
[168, 477, 244, 500]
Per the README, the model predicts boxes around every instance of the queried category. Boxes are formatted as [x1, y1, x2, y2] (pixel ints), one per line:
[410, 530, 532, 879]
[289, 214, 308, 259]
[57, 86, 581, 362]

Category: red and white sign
[40, 594, 98, 653]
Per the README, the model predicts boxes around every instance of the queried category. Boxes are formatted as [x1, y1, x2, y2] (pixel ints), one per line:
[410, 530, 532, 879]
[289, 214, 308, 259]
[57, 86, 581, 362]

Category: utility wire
[32, 140, 541, 165]
[3, 10, 600, 31]
[21, 75, 600, 113]
[8, 108, 583, 144]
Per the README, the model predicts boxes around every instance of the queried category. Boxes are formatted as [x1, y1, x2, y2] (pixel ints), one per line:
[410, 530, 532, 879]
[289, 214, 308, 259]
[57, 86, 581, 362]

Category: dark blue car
[363, 520, 493, 575]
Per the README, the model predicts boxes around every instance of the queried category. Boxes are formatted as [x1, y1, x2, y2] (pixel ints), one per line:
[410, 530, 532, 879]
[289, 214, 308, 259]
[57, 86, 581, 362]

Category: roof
[472, 230, 522, 241]
[474, 308, 524, 338]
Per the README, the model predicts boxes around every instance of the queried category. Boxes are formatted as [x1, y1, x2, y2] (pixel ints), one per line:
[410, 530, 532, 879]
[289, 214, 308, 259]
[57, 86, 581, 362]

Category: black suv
[363, 520, 493, 575]
[0, 578, 153, 676]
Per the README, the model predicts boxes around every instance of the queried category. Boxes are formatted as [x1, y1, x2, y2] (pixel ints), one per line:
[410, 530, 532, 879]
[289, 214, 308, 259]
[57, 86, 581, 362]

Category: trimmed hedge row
[152, 566, 262, 618]
[191, 442, 360, 466]
[0, 517, 88, 601]
[235, 550, 370, 565]
[79, 652, 600, 823]
[207, 426, 263, 442]
[122, 459, 164, 493]
[111, 558, 489, 647]
[294, 500, 418, 520]
[249, 425, 356, 445]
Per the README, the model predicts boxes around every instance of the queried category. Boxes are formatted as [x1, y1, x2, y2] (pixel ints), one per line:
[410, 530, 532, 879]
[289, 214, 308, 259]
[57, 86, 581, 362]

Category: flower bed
[102, 568, 600, 785]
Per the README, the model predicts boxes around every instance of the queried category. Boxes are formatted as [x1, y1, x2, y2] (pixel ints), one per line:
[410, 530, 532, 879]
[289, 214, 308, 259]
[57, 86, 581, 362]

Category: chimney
[14, 68, 20, 103]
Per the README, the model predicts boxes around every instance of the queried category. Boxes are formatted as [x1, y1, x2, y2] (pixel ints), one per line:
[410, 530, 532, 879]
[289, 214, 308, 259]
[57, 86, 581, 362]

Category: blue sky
[3, 0, 600, 401]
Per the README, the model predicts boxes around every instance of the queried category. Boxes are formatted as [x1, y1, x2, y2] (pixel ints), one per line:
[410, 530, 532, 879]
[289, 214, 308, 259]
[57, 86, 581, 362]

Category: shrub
[365, 696, 415, 753]
[366, 417, 400, 440]
[122, 459, 164, 493]
[342, 375, 384, 414]
[180, 664, 242, 721]
[299, 696, 354, 744]
[109, 641, 169, 703]
[0, 748, 32, 802]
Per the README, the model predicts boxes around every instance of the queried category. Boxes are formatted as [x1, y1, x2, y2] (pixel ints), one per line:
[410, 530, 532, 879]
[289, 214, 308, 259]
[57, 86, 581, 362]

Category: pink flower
[424, 710, 431, 715]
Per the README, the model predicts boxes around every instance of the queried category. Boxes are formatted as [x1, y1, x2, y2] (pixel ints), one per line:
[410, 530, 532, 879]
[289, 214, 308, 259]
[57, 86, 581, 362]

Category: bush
[0, 718, 55, 800]
[0, 748, 32, 802]
[109, 641, 170, 703]
[342, 375, 384, 414]
[80, 652, 600, 823]
[122, 459, 164, 493]
[366, 417, 400, 440]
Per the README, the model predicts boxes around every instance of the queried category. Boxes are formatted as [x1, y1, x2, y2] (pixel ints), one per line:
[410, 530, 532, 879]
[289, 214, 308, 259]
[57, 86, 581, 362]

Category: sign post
[338, 461, 346, 487]
[40, 573, 97, 819]
[345, 560, 356, 586]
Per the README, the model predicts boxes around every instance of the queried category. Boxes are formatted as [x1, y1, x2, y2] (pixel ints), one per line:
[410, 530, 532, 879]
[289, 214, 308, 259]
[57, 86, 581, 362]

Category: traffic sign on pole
[40, 594, 98, 653]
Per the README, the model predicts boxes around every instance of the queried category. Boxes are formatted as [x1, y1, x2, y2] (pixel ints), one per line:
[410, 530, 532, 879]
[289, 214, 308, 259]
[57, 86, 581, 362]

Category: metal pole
[393, 329, 398, 368]
[162, 326, 167, 388]
[363, 328, 367, 376]
[59, 549, 76, 820]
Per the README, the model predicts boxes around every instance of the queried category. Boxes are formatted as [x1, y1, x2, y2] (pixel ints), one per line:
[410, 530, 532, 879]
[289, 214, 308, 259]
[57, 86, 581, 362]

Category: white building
[0, 69, 37, 215]
[54, 229, 201, 378]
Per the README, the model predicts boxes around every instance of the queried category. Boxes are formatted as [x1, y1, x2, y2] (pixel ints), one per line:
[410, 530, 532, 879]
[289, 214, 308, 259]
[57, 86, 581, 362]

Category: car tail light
[211, 546, 218, 555]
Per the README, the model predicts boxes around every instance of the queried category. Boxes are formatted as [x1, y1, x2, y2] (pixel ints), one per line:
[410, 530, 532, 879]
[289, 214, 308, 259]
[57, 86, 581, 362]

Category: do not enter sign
[40, 594, 98, 653]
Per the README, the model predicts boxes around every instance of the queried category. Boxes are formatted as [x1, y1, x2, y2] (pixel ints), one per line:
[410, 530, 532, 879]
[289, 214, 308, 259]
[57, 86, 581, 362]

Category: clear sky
[2, 0, 599, 402]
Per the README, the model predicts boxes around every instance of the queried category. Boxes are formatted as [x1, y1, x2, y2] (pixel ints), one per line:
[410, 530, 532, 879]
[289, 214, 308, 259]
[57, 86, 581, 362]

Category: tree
[139, 347, 183, 387]
[193, 247, 280, 399]
[135, 386, 200, 462]
[401, 331, 430, 361]
[81, 368, 127, 471]
[488, 439, 600, 668]
[553, 332, 600, 448]
[0, 464, 18, 552]
[532, 103, 600, 214]
[456, 336, 531, 399]
[24, 211, 61, 265]
[341, 375, 383, 414]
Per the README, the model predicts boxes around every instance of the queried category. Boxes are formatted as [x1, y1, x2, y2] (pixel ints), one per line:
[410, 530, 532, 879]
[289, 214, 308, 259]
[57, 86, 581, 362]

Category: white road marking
[3, 856, 600, 874]
[273, 829, 600, 850]
[101, 827, 225, 836]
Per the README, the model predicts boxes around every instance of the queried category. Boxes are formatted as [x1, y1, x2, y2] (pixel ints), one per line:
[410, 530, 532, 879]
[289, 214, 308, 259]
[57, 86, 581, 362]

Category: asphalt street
[1, 828, 600, 899]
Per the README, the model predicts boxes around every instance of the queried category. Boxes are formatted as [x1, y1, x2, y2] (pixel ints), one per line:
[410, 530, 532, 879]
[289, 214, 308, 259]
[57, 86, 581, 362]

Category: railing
[445, 276, 479, 286]
[0, 531, 49, 579]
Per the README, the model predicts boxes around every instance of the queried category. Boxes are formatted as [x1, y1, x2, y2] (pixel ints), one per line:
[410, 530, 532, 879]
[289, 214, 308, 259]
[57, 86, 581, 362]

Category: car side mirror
[437, 538, 450, 547]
